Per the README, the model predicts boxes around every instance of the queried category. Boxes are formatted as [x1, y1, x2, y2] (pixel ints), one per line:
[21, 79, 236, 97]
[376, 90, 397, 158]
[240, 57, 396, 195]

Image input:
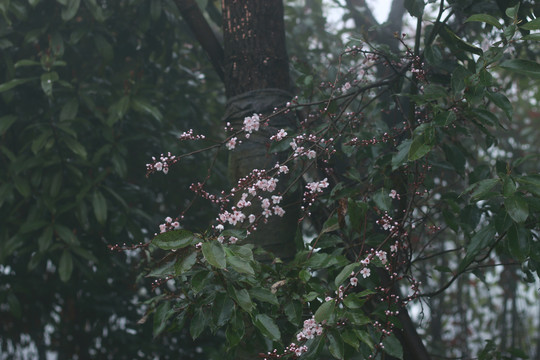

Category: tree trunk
[221, 0, 299, 261]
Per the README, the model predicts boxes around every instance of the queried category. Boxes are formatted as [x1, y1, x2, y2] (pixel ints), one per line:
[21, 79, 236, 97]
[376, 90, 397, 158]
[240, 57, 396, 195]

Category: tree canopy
[2, 0, 540, 359]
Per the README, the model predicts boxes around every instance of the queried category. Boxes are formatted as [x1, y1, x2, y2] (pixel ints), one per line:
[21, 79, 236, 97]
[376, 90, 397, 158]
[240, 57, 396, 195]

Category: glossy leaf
[175, 252, 197, 274]
[499, 59, 540, 78]
[212, 293, 234, 327]
[465, 14, 502, 29]
[227, 253, 255, 276]
[232, 287, 253, 313]
[505, 195, 529, 223]
[202, 241, 226, 269]
[459, 225, 497, 272]
[327, 330, 345, 359]
[249, 287, 278, 305]
[507, 224, 531, 262]
[153, 229, 196, 250]
[253, 314, 281, 341]
[383, 334, 403, 359]
[314, 300, 335, 323]
[153, 301, 171, 338]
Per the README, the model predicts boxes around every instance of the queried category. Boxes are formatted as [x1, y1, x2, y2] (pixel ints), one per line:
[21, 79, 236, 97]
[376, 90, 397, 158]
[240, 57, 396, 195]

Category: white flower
[360, 267, 371, 278]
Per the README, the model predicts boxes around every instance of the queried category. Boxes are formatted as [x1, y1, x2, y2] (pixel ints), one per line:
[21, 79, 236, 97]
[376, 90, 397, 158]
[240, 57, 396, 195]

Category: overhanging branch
[175, 0, 225, 82]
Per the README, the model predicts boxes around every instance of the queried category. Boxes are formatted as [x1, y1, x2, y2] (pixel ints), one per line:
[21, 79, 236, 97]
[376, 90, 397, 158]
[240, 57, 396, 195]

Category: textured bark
[222, 0, 291, 97]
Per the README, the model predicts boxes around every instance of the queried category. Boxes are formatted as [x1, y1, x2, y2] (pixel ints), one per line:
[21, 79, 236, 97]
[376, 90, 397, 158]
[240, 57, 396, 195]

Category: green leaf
[408, 134, 433, 161]
[0, 115, 16, 134]
[451, 65, 470, 94]
[499, 59, 540, 78]
[92, 190, 107, 224]
[59, 249, 73, 282]
[314, 300, 335, 323]
[383, 334, 403, 359]
[38, 225, 54, 252]
[222, 229, 248, 240]
[404, 0, 424, 17]
[355, 329, 374, 349]
[521, 33, 540, 41]
[14, 59, 41, 68]
[334, 262, 358, 287]
[392, 139, 412, 169]
[94, 34, 113, 62]
[212, 292, 234, 327]
[253, 314, 281, 341]
[422, 84, 448, 101]
[0, 78, 36, 93]
[202, 241, 226, 269]
[153, 229, 196, 250]
[507, 224, 530, 261]
[284, 300, 302, 324]
[63, 136, 87, 159]
[373, 188, 392, 211]
[343, 293, 367, 309]
[227, 254, 255, 275]
[505, 4, 519, 19]
[520, 17, 540, 31]
[55, 224, 78, 244]
[60, 98, 79, 121]
[190, 308, 207, 339]
[84, 0, 105, 22]
[41, 72, 59, 97]
[153, 301, 172, 337]
[505, 194, 529, 223]
[147, 260, 175, 278]
[458, 225, 496, 272]
[342, 330, 359, 350]
[61, 0, 81, 21]
[249, 287, 279, 305]
[175, 252, 197, 274]
[468, 178, 499, 200]
[232, 287, 253, 313]
[226, 311, 244, 347]
[487, 92, 513, 119]
[327, 330, 345, 359]
[131, 98, 163, 122]
[441, 25, 483, 56]
[465, 14, 502, 29]
[107, 95, 130, 126]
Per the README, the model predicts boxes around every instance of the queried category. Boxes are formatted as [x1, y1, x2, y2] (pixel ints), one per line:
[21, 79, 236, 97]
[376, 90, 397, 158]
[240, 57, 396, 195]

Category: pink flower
[350, 277, 358, 286]
[226, 137, 237, 150]
[273, 205, 285, 217]
[242, 113, 260, 134]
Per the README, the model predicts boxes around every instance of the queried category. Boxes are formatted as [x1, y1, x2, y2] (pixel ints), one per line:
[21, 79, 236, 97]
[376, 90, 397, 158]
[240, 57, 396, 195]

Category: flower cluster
[376, 212, 399, 235]
[270, 128, 287, 141]
[146, 152, 178, 175]
[158, 216, 180, 234]
[242, 113, 260, 138]
[178, 129, 206, 141]
[305, 178, 329, 193]
[296, 316, 324, 342]
[389, 189, 400, 200]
